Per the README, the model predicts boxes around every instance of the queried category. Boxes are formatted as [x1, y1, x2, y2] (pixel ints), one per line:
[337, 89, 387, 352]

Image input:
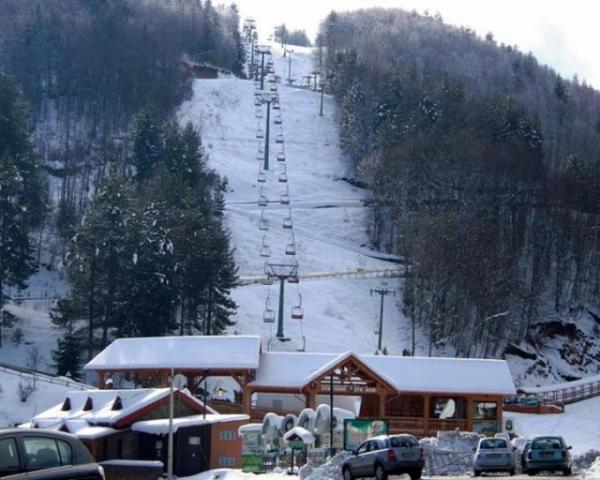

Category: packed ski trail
[178, 43, 413, 354]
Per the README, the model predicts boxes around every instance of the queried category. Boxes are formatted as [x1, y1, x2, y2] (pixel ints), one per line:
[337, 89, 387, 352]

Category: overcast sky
[232, 0, 599, 89]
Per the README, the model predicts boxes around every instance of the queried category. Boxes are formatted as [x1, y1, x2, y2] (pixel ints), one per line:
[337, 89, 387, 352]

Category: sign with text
[343, 419, 389, 451]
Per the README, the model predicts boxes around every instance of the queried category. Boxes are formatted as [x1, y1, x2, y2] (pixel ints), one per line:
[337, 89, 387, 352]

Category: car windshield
[390, 436, 418, 448]
[531, 437, 563, 450]
[480, 439, 507, 449]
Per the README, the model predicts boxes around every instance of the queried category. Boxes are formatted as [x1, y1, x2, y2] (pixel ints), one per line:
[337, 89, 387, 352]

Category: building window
[474, 401, 498, 420]
[272, 399, 283, 410]
[218, 457, 236, 467]
[219, 431, 236, 441]
[430, 397, 467, 419]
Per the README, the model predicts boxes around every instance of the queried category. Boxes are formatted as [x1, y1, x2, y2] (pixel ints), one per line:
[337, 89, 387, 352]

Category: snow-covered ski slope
[178, 43, 413, 354]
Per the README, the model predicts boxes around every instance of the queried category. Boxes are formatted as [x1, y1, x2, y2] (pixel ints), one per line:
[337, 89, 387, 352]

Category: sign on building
[343, 419, 389, 451]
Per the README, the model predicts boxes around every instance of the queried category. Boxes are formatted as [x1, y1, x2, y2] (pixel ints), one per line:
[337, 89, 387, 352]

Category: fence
[0, 363, 90, 391]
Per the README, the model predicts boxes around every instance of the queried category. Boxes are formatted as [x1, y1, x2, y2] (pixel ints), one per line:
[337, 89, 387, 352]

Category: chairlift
[282, 208, 293, 230]
[275, 134, 284, 144]
[257, 166, 266, 183]
[256, 129, 264, 139]
[258, 209, 269, 231]
[261, 274, 274, 286]
[291, 294, 304, 320]
[254, 99, 262, 107]
[256, 153, 265, 161]
[278, 164, 288, 183]
[271, 94, 279, 102]
[274, 115, 282, 125]
[260, 235, 271, 258]
[257, 187, 268, 207]
[285, 232, 296, 256]
[270, 84, 277, 92]
[263, 297, 275, 323]
[288, 274, 300, 284]
[272, 102, 280, 110]
[280, 185, 290, 205]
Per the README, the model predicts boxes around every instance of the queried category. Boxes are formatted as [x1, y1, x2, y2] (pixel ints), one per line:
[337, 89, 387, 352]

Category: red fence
[537, 379, 600, 406]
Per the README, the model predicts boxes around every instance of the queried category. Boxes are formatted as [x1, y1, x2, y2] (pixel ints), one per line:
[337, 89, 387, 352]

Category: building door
[176, 427, 211, 476]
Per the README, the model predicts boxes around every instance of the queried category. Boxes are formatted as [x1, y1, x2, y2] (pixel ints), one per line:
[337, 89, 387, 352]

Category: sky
[232, 0, 599, 89]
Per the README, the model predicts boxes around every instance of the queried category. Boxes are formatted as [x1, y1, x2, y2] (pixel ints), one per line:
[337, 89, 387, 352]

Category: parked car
[0, 429, 104, 480]
[522, 435, 572, 475]
[473, 437, 516, 476]
[342, 434, 424, 480]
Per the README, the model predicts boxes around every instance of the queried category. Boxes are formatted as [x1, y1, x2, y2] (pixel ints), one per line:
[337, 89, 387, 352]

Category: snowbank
[587, 456, 600, 479]
[420, 430, 481, 476]
[299, 451, 351, 480]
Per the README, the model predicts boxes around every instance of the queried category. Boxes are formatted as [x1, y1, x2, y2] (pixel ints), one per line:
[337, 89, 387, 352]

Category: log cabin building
[85, 336, 516, 437]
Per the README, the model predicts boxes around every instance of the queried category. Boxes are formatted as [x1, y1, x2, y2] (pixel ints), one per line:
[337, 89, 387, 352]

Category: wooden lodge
[85, 336, 516, 437]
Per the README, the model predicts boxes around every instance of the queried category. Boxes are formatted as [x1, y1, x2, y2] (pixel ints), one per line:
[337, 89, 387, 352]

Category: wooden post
[497, 396, 503, 433]
[467, 396, 474, 432]
[378, 389, 387, 418]
[423, 394, 431, 437]
[305, 388, 316, 409]
[242, 387, 252, 416]
[98, 371, 106, 389]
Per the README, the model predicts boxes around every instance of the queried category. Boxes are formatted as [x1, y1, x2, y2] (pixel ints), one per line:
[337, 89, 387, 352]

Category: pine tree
[132, 108, 164, 182]
[52, 328, 83, 381]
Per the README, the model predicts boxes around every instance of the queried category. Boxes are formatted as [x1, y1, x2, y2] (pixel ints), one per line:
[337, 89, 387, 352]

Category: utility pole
[258, 94, 272, 171]
[370, 285, 394, 352]
[319, 81, 325, 116]
[287, 49, 294, 84]
[311, 71, 320, 91]
[167, 368, 174, 480]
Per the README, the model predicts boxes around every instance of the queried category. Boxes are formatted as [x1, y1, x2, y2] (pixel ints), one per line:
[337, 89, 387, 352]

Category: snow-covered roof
[251, 352, 515, 395]
[32, 388, 214, 428]
[85, 336, 262, 371]
[283, 426, 315, 444]
[132, 414, 249, 435]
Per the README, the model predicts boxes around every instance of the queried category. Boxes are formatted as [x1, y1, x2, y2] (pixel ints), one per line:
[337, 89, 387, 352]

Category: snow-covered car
[473, 437, 516, 476]
[0, 429, 104, 480]
[522, 435, 572, 475]
[342, 434, 424, 480]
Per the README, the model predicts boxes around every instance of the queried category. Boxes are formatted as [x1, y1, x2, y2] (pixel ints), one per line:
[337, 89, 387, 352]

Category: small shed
[132, 414, 249, 476]
[29, 388, 214, 461]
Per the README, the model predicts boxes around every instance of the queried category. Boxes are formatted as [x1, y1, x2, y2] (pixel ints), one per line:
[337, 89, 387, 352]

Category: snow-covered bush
[17, 381, 35, 402]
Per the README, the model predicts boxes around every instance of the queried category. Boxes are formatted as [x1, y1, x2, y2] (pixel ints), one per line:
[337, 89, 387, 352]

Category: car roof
[0, 428, 77, 441]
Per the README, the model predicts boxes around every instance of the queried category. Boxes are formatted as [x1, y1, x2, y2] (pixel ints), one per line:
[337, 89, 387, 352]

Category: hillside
[319, 8, 600, 384]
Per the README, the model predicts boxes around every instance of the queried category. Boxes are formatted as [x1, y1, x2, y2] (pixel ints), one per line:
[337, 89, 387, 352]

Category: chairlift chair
[288, 274, 300, 284]
[275, 134, 284, 144]
[258, 209, 269, 231]
[285, 232, 296, 256]
[260, 235, 271, 258]
[277, 151, 286, 162]
[280, 185, 290, 205]
[256, 129, 264, 139]
[272, 102, 280, 110]
[263, 297, 276, 323]
[277, 163, 287, 183]
[274, 115, 282, 125]
[270, 84, 277, 92]
[257, 187, 268, 207]
[254, 99, 262, 107]
[271, 94, 279, 102]
[291, 294, 304, 320]
[257, 166, 266, 183]
[282, 208, 293, 230]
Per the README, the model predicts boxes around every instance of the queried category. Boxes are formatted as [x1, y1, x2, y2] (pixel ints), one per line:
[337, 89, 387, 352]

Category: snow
[181, 469, 292, 480]
[587, 457, 600, 479]
[284, 426, 315, 445]
[505, 395, 600, 455]
[33, 387, 214, 427]
[0, 367, 88, 428]
[132, 414, 249, 435]
[519, 373, 600, 394]
[85, 336, 262, 370]
[251, 351, 516, 395]
[177, 41, 414, 356]
[100, 460, 163, 468]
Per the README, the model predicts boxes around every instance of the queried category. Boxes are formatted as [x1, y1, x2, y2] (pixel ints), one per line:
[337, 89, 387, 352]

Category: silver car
[342, 434, 424, 480]
[473, 437, 516, 476]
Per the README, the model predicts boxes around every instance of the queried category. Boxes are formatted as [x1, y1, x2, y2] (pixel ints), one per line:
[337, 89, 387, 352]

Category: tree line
[320, 9, 600, 369]
[0, 0, 244, 378]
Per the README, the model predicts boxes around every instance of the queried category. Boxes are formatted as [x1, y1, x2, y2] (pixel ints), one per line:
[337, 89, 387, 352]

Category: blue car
[523, 436, 572, 476]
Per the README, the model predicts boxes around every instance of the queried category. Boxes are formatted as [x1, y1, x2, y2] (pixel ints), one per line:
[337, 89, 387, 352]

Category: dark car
[522, 435, 572, 476]
[342, 435, 424, 480]
[0, 429, 104, 480]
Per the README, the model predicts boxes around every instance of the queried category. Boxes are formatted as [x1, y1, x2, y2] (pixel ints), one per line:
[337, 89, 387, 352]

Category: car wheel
[474, 469, 481, 477]
[343, 467, 353, 480]
[409, 468, 422, 480]
[509, 469, 516, 476]
[374, 463, 387, 480]
[563, 467, 572, 476]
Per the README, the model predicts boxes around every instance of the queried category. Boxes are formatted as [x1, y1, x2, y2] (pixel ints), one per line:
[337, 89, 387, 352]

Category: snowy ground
[178, 42, 414, 355]
[506, 395, 600, 456]
[0, 367, 88, 428]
